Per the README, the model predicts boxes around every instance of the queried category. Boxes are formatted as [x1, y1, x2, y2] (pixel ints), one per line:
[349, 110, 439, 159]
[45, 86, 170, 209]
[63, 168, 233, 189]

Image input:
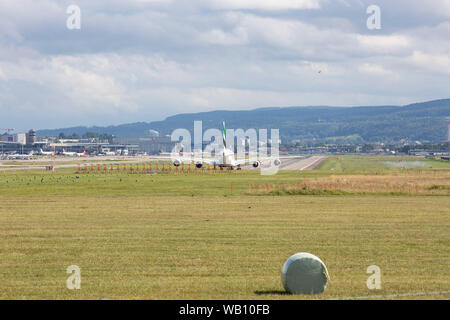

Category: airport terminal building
[1, 129, 174, 156]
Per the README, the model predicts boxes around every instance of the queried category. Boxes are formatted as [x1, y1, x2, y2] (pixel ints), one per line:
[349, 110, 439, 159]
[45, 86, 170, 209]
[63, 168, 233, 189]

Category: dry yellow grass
[251, 171, 450, 195]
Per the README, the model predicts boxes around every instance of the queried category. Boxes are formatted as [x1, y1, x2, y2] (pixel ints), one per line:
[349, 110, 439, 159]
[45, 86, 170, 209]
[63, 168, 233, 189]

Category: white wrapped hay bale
[281, 252, 329, 294]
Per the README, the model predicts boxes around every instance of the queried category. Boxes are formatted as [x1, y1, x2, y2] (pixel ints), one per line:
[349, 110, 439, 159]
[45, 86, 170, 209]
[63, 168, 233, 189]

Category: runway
[0, 155, 328, 171]
[243, 155, 327, 171]
[279, 156, 327, 170]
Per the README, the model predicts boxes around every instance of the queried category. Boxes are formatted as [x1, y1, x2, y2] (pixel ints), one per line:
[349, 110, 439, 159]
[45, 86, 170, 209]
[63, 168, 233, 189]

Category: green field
[0, 156, 449, 299]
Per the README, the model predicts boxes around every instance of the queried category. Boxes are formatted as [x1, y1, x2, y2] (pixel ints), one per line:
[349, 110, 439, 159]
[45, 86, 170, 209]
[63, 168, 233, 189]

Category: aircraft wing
[192, 158, 220, 165]
[235, 157, 281, 167]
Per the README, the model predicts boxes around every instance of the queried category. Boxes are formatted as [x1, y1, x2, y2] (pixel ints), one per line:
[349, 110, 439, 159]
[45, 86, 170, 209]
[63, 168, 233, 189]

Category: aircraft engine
[173, 159, 181, 167]
[195, 162, 203, 169]
[273, 159, 281, 166]
[252, 160, 260, 168]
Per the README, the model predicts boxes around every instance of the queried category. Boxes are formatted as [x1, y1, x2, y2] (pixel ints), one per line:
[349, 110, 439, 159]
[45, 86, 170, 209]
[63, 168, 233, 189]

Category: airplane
[6, 151, 34, 160]
[39, 148, 54, 156]
[98, 151, 115, 156]
[172, 122, 281, 170]
[62, 149, 87, 157]
[62, 148, 76, 156]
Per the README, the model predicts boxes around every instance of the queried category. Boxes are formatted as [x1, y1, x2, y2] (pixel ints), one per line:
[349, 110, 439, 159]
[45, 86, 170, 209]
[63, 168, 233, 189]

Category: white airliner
[6, 151, 34, 160]
[98, 151, 116, 156]
[62, 149, 87, 157]
[39, 148, 54, 156]
[172, 122, 281, 170]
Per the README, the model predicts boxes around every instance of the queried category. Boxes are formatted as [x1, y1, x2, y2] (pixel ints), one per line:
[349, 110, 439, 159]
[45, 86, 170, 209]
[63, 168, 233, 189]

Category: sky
[0, 0, 449, 131]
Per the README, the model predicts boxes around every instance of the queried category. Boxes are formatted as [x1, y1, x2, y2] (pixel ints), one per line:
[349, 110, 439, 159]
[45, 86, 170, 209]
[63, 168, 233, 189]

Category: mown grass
[0, 195, 448, 300]
[1, 156, 448, 197]
[318, 155, 450, 172]
[0, 155, 449, 299]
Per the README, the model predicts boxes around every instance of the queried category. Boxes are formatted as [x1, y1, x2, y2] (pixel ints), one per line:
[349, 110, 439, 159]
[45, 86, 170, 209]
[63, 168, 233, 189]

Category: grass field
[0, 155, 449, 299]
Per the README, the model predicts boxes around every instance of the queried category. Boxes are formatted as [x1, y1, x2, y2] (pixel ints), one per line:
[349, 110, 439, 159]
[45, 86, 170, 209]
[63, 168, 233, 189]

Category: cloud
[409, 51, 450, 74]
[203, 0, 321, 11]
[0, 0, 449, 130]
[356, 34, 410, 54]
[200, 27, 248, 45]
[358, 63, 394, 76]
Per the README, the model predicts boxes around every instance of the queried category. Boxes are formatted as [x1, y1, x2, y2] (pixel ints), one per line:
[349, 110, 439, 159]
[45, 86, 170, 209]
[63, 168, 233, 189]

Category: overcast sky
[1, 0, 449, 131]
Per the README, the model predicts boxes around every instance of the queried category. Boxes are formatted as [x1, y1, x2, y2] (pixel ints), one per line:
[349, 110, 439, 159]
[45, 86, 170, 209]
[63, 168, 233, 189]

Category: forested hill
[37, 99, 450, 144]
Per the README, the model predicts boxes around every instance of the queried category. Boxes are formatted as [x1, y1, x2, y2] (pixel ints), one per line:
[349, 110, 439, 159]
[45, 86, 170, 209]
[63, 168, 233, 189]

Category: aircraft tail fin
[222, 121, 227, 148]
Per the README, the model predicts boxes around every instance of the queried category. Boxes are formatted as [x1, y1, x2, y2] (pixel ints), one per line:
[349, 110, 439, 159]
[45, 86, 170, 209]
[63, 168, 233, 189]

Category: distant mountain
[37, 99, 450, 144]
